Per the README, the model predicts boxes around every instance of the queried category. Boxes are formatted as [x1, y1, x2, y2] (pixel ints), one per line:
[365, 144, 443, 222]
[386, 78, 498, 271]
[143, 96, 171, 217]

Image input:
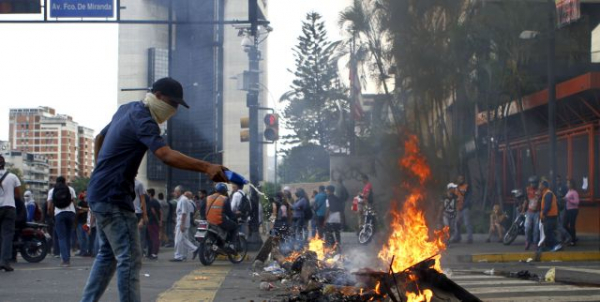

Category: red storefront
[477, 72, 600, 234]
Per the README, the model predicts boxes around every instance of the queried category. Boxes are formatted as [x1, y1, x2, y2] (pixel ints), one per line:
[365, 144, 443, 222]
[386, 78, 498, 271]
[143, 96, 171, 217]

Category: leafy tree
[71, 176, 91, 194]
[280, 12, 350, 151]
[278, 144, 330, 184]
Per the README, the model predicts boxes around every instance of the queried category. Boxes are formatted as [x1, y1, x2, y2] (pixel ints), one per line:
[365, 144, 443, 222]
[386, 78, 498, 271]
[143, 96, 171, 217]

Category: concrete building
[1, 150, 50, 202]
[8, 107, 94, 183]
[117, 0, 270, 193]
[78, 126, 95, 178]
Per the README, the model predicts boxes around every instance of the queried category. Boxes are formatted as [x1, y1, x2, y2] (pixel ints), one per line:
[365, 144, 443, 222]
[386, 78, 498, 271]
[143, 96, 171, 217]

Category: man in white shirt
[48, 176, 77, 267]
[230, 182, 248, 218]
[170, 185, 198, 261]
[0, 155, 21, 272]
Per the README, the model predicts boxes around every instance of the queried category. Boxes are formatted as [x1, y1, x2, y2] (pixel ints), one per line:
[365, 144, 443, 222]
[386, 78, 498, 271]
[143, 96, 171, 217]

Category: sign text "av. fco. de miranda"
[50, 0, 114, 18]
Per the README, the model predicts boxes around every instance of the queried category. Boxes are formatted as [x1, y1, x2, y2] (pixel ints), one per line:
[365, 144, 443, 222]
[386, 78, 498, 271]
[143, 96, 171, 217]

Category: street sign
[556, 0, 581, 27]
[50, 0, 114, 18]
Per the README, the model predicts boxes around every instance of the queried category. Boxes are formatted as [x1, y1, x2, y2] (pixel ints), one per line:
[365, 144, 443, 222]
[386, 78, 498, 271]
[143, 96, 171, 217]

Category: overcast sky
[0, 1, 351, 141]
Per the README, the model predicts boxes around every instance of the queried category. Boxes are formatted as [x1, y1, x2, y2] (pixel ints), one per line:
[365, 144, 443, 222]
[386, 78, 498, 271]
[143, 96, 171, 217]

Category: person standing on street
[442, 183, 458, 243]
[157, 192, 169, 246]
[76, 192, 90, 256]
[325, 185, 343, 248]
[291, 188, 308, 248]
[539, 180, 562, 252]
[145, 188, 161, 260]
[358, 174, 373, 233]
[80, 77, 228, 302]
[0, 155, 21, 272]
[48, 176, 77, 267]
[564, 179, 580, 246]
[171, 186, 198, 261]
[453, 175, 473, 244]
[132, 179, 148, 254]
[313, 186, 327, 239]
[522, 176, 541, 250]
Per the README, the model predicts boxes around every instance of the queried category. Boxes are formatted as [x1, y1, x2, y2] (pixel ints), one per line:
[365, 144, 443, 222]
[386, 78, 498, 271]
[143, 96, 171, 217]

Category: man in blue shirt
[313, 186, 327, 238]
[80, 78, 228, 302]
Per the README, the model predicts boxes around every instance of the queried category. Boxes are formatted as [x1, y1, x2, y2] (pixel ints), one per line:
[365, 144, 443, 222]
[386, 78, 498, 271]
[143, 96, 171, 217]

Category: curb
[461, 251, 600, 263]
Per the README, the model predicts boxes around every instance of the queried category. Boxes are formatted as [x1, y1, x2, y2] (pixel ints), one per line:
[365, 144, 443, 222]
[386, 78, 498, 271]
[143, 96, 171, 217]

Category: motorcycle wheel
[358, 225, 374, 245]
[503, 224, 519, 245]
[20, 237, 48, 263]
[228, 236, 248, 264]
[198, 235, 217, 266]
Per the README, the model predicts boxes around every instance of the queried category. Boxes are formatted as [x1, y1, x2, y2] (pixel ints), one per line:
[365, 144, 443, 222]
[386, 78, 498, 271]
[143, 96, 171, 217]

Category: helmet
[215, 183, 228, 194]
[527, 176, 539, 184]
[447, 183, 457, 190]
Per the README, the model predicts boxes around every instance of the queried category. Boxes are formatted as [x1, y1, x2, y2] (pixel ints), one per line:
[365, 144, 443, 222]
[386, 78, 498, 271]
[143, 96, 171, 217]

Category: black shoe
[0, 264, 14, 272]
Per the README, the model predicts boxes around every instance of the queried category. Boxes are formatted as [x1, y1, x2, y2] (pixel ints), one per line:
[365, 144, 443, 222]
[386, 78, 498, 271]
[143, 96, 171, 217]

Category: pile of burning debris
[252, 135, 482, 302]
[252, 235, 480, 302]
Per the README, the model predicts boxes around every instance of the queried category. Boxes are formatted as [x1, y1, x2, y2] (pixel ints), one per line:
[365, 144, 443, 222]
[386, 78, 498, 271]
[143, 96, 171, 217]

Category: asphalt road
[1, 232, 598, 302]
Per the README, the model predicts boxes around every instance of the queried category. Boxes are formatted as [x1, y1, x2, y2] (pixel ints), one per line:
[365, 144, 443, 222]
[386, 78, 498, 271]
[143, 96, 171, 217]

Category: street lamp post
[519, 0, 557, 188]
[547, 0, 557, 189]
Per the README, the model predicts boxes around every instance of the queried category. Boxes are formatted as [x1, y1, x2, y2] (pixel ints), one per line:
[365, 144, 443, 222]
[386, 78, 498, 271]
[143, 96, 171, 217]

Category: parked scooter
[358, 205, 377, 245]
[503, 189, 526, 245]
[195, 219, 248, 266]
[13, 222, 50, 263]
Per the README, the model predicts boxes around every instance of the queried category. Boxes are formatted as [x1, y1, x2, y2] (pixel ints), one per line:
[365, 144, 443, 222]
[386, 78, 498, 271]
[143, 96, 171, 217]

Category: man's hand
[180, 225, 185, 233]
[207, 164, 228, 182]
[142, 215, 149, 225]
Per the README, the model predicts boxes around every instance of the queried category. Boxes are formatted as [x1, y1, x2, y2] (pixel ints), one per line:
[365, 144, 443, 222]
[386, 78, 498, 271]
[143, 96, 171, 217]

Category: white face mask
[143, 93, 177, 124]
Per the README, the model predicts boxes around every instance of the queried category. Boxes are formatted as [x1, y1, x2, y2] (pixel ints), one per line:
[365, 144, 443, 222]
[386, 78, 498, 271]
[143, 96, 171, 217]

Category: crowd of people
[440, 174, 581, 252]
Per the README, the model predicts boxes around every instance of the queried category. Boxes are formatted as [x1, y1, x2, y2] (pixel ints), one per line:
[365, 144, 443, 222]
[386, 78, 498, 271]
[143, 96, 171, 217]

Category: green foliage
[280, 12, 350, 150]
[258, 182, 281, 217]
[71, 176, 90, 194]
[278, 144, 330, 184]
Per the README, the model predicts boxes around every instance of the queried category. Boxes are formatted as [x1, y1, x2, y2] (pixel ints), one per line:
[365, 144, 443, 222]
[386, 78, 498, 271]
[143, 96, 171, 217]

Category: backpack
[52, 183, 72, 209]
[238, 191, 251, 219]
[303, 199, 313, 221]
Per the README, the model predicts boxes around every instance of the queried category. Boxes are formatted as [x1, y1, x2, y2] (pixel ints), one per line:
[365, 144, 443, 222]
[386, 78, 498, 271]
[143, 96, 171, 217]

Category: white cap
[283, 186, 291, 192]
[447, 183, 457, 190]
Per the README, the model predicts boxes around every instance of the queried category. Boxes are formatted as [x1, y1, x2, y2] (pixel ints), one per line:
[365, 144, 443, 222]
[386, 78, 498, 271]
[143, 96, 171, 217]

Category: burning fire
[377, 135, 449, 301]
[308, 234, 329, 261]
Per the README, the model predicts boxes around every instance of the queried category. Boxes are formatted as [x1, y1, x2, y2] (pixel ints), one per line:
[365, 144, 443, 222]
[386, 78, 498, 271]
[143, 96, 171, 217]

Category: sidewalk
[442, 233, 600, 263]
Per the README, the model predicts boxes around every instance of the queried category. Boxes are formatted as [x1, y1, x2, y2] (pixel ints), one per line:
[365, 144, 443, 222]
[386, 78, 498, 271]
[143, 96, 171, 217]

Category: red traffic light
[264, 114, 278, 126]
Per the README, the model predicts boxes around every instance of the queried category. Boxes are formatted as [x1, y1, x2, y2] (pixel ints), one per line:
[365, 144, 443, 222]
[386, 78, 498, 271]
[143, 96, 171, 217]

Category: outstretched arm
[154, 146, 228, 182]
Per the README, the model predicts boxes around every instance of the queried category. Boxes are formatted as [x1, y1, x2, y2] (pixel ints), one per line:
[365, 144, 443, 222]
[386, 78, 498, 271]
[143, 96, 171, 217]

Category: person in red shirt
[357, 174, 373, 233]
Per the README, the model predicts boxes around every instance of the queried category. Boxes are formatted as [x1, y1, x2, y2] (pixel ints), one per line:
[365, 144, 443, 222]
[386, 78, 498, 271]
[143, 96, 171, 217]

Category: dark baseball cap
[151, 77, 189, 109]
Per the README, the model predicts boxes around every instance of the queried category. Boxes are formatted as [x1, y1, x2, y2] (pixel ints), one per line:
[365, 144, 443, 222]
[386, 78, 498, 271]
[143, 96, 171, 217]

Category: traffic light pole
[247, 43, 262, 187]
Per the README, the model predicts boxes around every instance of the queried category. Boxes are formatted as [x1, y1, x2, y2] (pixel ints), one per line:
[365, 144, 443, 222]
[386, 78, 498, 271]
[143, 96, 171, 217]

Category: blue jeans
[81, 204, 141, 302]
[524, 211, 540, 245]
[76, 222, 89, 255]
[55, 212, 75, 263]
[455, 208, 473, 242]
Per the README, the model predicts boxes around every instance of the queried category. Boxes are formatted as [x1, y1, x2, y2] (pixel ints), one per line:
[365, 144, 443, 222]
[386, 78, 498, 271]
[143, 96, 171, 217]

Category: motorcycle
[13, 222, 50, 263]
[358, 205, 376, 245]
[194, 219, 248, 266]
[503, 189, 526, 245]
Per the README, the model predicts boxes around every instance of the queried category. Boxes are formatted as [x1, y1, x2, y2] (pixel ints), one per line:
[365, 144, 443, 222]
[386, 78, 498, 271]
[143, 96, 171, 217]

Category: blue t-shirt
[314, 192, 327, 217]
[87, 101, 166, 212]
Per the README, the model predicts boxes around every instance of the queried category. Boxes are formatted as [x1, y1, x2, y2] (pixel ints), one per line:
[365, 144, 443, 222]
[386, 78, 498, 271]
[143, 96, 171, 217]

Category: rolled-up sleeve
[136, 118, 166, 153]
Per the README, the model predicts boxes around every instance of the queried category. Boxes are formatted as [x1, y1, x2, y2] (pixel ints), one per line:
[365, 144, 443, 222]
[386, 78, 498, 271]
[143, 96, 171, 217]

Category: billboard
[556, 0, 581, 27]
[50, 0, 113, 18]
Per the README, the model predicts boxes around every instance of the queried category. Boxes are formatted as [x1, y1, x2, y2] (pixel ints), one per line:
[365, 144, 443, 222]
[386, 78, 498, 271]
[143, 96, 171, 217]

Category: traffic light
[263, 113, 279, 141]
[240, 117, 250, 142]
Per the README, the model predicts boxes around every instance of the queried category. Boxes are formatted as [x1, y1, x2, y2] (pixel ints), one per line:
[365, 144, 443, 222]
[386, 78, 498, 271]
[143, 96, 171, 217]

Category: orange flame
[406, 289, 433, 302]
[374, 281, 381, 294]
[377, 134, 448, 301]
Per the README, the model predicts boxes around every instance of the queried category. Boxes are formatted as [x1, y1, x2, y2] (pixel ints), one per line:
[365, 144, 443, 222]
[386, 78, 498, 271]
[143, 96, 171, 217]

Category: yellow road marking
[471, 251, 600, 262]
[156, 263, 233, 302]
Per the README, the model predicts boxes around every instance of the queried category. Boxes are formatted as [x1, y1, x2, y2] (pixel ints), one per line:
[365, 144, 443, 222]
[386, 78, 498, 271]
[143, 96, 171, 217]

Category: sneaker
[169, 258, 184, 262]
[147, 255, 158, 260]
[60, 261, 71, 267]
[54, 255, 60, 258]
[0, 264, 14, 272]
[552, 244, 564, 252]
